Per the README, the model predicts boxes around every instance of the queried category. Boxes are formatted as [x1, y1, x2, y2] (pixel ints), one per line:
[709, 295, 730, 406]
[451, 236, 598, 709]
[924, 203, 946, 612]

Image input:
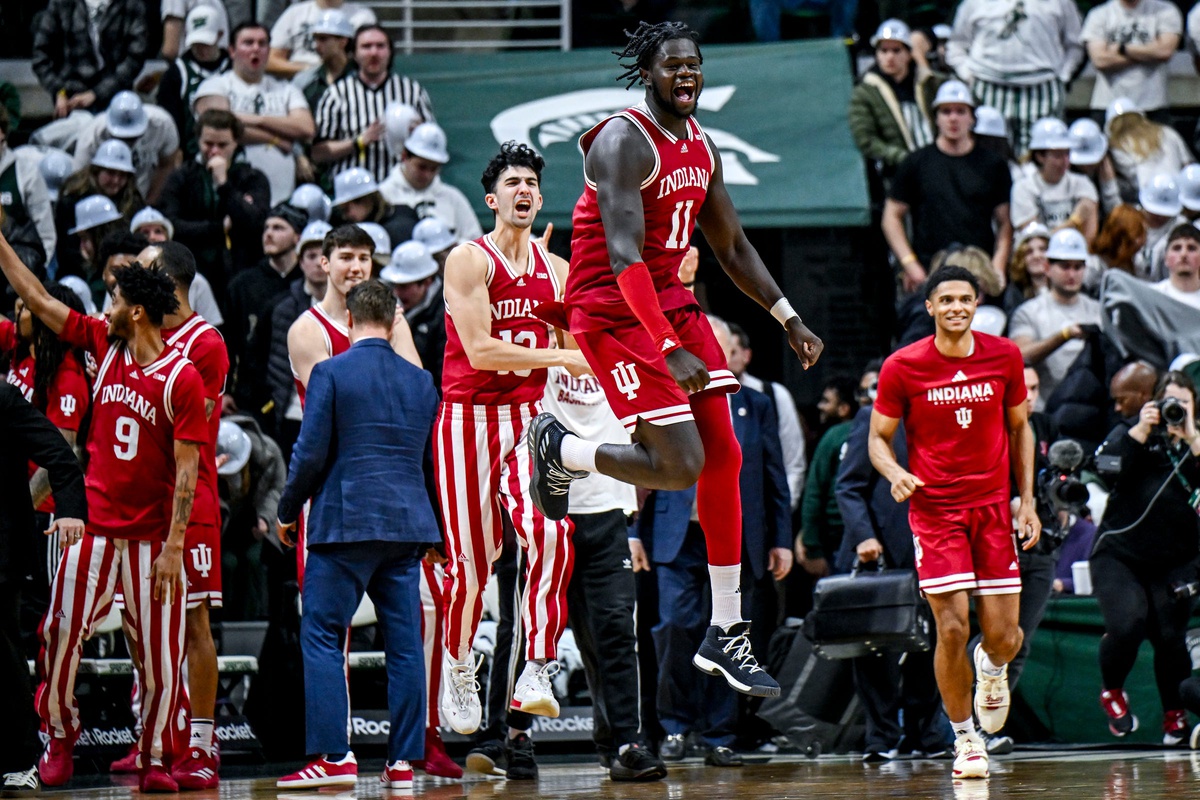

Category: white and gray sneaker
[1, 766, 41, 797]
[973, 644, 1010, 734]
[510, 660, 561, 717]
[441, 653, 483, 734]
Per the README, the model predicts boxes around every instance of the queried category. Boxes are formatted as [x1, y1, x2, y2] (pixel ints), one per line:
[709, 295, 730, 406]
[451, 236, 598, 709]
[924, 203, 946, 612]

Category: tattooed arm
[151, 440, 200, 603]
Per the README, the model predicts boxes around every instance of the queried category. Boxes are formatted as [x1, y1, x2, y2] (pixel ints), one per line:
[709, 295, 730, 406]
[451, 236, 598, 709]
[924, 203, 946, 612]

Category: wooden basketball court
[41, 748, 1200, 798]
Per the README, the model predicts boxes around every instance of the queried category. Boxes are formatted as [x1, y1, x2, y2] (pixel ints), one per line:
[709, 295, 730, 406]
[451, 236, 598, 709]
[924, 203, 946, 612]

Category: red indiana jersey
[566, 104, 714, 333]
[291, 303, 351, 408]
[60, 310, 209, 541]
[874, 332, 1027, 510]
[442, 234, 559, 405]
[162, 313, 229, 529]
[2, 320, 90, 514]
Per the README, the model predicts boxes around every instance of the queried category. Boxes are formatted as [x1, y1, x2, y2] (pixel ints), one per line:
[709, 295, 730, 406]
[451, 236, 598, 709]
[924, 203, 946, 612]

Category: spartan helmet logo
[191, 543, 213, 578]
[955, 407, 973, 429]
[611, 361, 641, 400]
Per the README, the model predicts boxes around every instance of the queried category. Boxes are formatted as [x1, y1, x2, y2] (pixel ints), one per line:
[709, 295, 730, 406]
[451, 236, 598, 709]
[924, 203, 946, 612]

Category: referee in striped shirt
[312, 24, 435, 184]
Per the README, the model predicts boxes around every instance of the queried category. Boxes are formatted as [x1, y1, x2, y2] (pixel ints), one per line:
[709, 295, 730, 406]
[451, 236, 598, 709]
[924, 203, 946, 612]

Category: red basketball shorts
[909, 500, 1021, 596]
[184, 524, 222, 609]
[574, 306, 739, 433]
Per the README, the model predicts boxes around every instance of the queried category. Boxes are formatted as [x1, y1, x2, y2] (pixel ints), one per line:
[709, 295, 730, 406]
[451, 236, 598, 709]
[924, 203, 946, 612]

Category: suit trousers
[852, 647, 947, 754]
[301, 541, 424, 762]
[0, 581, 41, 771]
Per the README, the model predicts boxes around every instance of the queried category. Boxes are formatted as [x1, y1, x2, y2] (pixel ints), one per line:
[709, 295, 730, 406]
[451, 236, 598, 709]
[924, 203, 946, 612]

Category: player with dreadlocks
[529, 21, 825, 699]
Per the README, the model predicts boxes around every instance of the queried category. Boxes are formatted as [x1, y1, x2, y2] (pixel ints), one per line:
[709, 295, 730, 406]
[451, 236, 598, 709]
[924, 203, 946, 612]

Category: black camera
[1158, 397, 1188, 428]
[1035, 439, 1090, 551]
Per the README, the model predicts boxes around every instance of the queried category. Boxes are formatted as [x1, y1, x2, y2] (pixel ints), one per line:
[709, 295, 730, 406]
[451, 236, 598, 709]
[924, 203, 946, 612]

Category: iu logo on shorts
[955, 407, 973, 429]
[191, 543, 213, 578]
[612, 361, 641, 400]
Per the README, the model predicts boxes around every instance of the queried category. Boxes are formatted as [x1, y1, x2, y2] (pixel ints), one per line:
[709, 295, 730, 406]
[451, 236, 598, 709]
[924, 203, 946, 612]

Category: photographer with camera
[1091, 370, 1200, 745]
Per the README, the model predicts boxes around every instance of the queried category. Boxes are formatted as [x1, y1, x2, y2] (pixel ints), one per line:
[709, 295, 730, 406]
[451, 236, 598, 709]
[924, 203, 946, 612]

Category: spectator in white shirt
[1137, 173, 1188, 279]
[161, 0, 229, 60]
[379, 123, 481, 243]
[72, 91, 181, 205]
[1082, 0, 1182, 122]
[267, 0, 376, 77]
[1107, 99, 1194, 203]
[1153, 223, 1200, 310]
[1012, 118, 1100, 243]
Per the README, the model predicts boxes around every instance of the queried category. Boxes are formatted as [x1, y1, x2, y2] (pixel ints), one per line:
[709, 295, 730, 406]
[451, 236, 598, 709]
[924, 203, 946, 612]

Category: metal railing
[371, 0, 571, 54]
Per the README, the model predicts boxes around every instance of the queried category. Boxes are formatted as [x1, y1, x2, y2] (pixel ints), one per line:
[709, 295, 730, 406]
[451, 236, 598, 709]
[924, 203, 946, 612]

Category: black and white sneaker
[528, 413, 588, 521]
[611, 744, 667, 782]
[1, 766, 40, 797]
[692, 622, 780, 698]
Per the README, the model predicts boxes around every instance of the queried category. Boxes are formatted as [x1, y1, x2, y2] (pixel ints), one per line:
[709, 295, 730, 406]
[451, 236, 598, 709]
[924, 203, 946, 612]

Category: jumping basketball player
[0, 232, 207, 794]
[436, 142, 591, 738]
[528, 21, 823, 698]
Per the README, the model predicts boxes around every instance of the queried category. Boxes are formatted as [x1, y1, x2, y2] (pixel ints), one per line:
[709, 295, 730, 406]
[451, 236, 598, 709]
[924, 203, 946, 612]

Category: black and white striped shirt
[314, 73, 436, 184]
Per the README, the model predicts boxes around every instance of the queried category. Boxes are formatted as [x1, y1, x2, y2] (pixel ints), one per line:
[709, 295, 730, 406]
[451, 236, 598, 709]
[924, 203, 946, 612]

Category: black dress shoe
[704, 746, 744, 767]
[611, 744, 667, 782]
[660, 734, 686, 761]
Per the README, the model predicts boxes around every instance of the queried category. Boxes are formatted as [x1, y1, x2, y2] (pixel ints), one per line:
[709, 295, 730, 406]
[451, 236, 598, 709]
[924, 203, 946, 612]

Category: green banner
[397, 39, 869, 231]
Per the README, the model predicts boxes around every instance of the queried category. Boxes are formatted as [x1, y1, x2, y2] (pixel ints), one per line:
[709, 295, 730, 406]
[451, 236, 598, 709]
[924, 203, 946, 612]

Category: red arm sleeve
[616, 262, 682, 356]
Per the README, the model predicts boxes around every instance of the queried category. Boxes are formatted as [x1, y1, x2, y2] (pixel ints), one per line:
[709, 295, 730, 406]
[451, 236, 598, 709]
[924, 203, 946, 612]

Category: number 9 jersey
[61, 310, 209, 541]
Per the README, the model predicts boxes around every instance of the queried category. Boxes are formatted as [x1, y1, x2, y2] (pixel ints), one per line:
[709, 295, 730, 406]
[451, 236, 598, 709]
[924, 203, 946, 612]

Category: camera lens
[1160, 397, 1188, 427]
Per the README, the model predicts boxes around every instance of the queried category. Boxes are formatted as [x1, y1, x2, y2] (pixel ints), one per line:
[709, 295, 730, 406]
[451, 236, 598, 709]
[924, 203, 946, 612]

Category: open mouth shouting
[673, 80, 697, 104]
[514, 197, 534, 217]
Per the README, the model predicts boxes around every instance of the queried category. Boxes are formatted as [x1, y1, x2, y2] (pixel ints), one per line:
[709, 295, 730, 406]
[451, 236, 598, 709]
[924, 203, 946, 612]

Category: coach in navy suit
[277, 280, 439, 771]
[633, 317, 792, 763]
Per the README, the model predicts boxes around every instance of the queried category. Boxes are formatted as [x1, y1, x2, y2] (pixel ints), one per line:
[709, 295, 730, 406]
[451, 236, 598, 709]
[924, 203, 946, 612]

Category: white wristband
[770, 297, 800, 327]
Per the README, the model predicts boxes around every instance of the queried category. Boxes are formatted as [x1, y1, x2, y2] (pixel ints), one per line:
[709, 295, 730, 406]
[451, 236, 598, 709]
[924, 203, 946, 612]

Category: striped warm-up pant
[972, 77, 1065, 157]
[36, 534, 186, 769]
[434, 400, 575, 664]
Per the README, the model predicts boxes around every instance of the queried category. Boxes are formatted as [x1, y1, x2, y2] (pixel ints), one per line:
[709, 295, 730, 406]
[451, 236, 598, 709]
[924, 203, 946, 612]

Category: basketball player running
[0, 232, 208, 794]
[437, 142, 591, 737]
[528, 21, 823, 698]
[868, 266, 1040, 780]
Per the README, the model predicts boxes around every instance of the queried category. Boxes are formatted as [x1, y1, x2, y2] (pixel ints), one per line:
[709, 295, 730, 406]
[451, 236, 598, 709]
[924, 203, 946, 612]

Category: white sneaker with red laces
[973, 644, 1010, 734]
[276, 753, 358, 789]
[382, 761, 414, 789]
[952, 733, 989, 779]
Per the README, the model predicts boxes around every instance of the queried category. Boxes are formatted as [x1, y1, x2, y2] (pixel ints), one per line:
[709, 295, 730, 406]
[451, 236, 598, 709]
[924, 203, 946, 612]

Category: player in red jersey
[436, 142, 591, 739]
[0, 232, 207, 794]
[527, 21, 822, 698]
[868, 266, 1040, 780]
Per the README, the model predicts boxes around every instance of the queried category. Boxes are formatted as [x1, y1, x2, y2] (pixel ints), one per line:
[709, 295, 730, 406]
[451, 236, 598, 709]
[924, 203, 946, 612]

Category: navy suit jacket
[833, 404, 914, 572]
[277, 338, 439, 546]
[635, 386, 793, 580]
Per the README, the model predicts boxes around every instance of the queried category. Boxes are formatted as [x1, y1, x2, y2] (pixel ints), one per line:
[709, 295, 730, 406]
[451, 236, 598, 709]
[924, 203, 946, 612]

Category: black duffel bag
[803, 559, 932, 660]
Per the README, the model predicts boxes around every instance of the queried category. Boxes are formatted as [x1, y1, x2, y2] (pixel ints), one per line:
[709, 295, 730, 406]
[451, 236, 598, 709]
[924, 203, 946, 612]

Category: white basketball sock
[560, 434, 599, 473]
[189, 719, 214, 755]
[708, 564, 743, 630]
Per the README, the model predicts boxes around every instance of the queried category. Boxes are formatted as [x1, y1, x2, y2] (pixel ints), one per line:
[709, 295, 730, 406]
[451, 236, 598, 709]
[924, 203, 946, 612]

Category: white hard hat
[356, 222, 391, 258]
[1027, 117, 1073, 151]
[298, 220, 332, 250]
[57, 275, 97, 315]
[91, 139, 135, 174]
[932, 23, 952, 40]
[1140, 173, 1182, 218]
[216, 420, 252, 476]
[184, 5, 224, 48]
[1176, 165, 1200, 212]
[332, 167, 379, 206]
[1068, 118, 1108, 166]
[384, 102, 421, 160]
[973, 106, 1007, 139]
[1105, 96, 1141, 131]
[105, 91, 148, 139]
[1045, 228, 1089, 261]
[381, 240, 438, 285]
[412, 216, 456, 253]
[1015, 220, 1051, 250]
[971, 305, 1007, 336]
[932, 80, 975, 109]
[69, 195, 123, 235]
[290, 183, 332, 222]
[38, 148, 74, 201]
[130, 206, 175, 240]
[311, 8, 354, 38]
[404, 122, 449, 164]
[870, 18, 912, 48]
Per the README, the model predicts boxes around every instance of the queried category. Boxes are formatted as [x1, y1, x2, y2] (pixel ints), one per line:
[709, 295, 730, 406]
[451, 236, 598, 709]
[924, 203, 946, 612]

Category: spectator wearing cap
[848, 20, 941, 187]
[36, 150, 75, 211]
[1009, 228, 1103, 408]
[0, 108, 56, 273]
[946, 0, 1084, 155]
[1107, 101, 1195, 204]
[883, 80, 1013, 294]
[380, 123, 483, 244]
[972, 105, 1022, 182]
[224, 203, 306, 415]
[31, 0, 148, 118]
[161, 0, 229, 61]
[1137, 173, 1188, 280]
[1142, 166, 1200, 276]
[125, 208, 225, 325]
[290, 183, 332, 224]
[1012, 118, 1100, 243]
[70, 91, 181, 205]
[313, 25, 435, 185]
[1153, 223, 1200, 310]
[356, 222, 393, 274]
[159, 108, 270, 306]
[266, 220, 330, 449]
[1003, 221, 1051, 314]
[1082, 0, 1181, 124]
[1068, 117, 1124, 218]
[268, 0, 377, 77]
[330, 168, 419, 254]
[158, 5, 232, 158]
[64, 196, 131, 305]
[195, 22, 316, 206]
[381, 240, 445, 389]
[292, 9, 355, 112]
[412, 215, 455, 273]
[54, 140, 144, 280]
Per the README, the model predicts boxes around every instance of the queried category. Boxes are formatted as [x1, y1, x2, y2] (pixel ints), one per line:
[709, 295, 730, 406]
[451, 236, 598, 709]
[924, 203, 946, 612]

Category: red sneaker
[382, 761, 414, 790]
[172, 747, 219, 790]
[109, 742, 139, 773]
[1164, 710, 1189, 746]
[37, 737, 74, 787]
[276, 753, 358, 789]
[1100, 689, 1139, 737]
[417, 726, 463, 779]
[139, 765, 179, 793]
